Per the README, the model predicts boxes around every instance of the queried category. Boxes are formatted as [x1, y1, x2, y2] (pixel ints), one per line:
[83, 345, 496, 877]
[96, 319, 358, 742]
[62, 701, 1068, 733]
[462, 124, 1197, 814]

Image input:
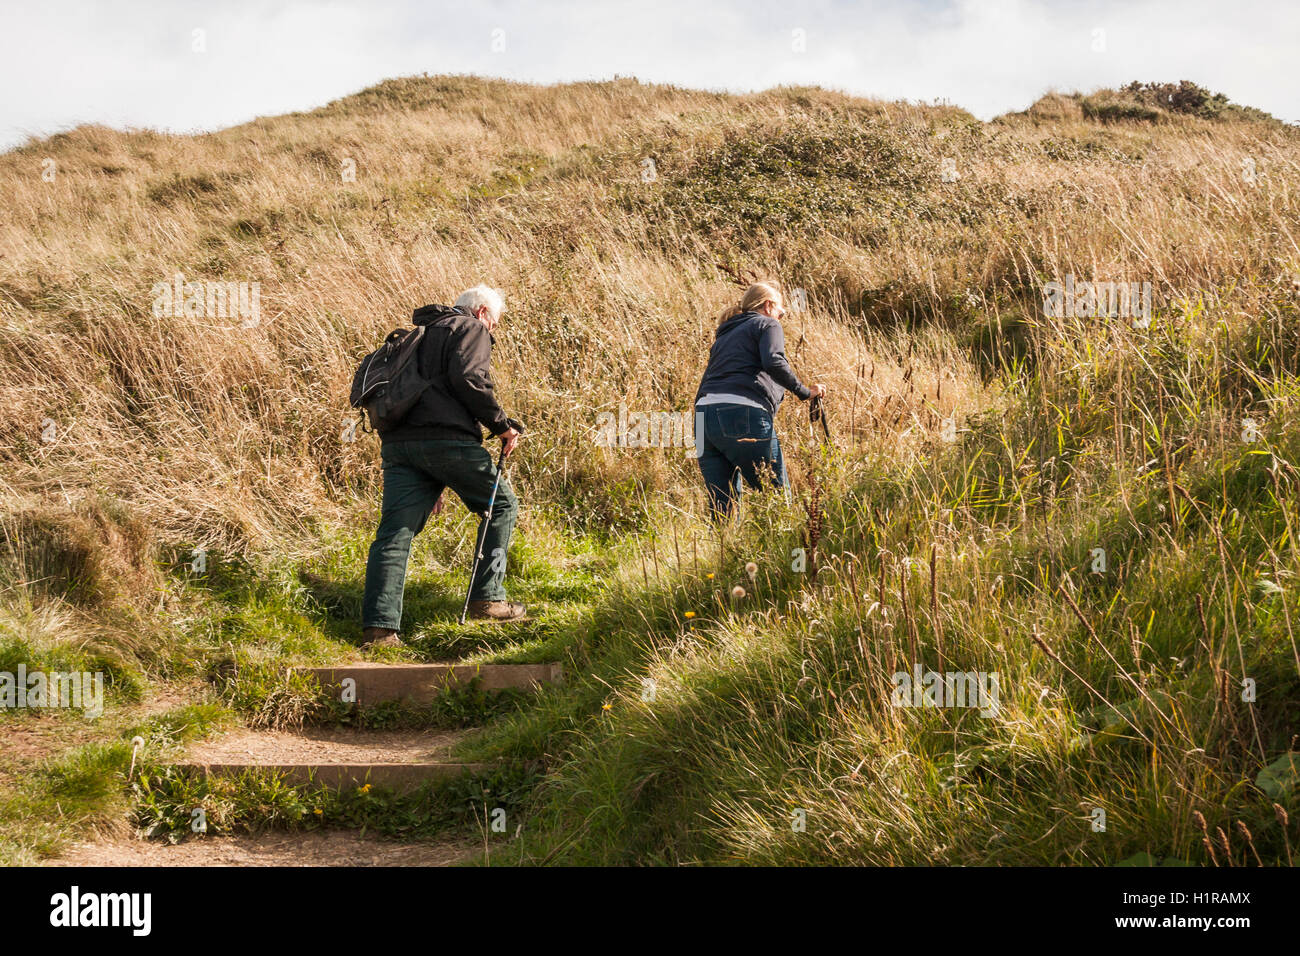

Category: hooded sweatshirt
[694, 310, 811, 415]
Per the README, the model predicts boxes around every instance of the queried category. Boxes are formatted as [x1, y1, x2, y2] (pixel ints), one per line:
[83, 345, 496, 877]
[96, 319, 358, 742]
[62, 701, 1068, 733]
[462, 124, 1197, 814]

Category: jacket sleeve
[757, 319, 812, 400]
[446, 321, 510, 436]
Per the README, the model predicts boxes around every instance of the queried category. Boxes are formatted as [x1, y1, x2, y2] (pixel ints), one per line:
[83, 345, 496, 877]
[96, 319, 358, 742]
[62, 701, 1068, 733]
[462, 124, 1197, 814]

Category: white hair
[454, 284, 506, 319]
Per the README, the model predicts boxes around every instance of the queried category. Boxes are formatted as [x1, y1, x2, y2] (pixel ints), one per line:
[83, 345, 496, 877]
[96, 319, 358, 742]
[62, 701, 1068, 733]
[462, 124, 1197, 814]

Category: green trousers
[362, 439, 517, 631]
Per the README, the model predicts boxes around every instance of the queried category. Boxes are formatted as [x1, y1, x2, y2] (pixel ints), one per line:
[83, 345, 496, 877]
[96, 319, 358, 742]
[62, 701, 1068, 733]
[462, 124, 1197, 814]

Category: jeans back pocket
[717, 406, 753, 438]
[746, 408, 774, 440]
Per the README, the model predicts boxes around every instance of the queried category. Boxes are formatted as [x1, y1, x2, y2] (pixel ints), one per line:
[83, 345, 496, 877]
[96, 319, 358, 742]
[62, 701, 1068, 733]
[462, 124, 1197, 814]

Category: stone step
[172, 727, 494, 794]
[295, 662, 563, 707]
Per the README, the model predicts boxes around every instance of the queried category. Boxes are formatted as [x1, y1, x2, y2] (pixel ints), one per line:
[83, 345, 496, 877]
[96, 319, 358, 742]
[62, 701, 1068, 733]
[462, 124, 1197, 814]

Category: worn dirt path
[52, 830, 479, 867]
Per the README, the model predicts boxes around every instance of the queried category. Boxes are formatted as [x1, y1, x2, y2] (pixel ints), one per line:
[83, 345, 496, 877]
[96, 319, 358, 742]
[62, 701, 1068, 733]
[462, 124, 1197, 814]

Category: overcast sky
[1, 0, 1295, 150]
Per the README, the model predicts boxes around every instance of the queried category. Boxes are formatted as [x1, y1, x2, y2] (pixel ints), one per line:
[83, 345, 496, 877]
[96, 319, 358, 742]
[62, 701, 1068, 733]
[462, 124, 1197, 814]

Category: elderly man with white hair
[361, 284, 526, 646]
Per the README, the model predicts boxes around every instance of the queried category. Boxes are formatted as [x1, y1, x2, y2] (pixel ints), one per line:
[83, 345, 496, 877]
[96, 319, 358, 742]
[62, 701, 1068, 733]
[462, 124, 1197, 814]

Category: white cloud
[0, 0, 1295, 150]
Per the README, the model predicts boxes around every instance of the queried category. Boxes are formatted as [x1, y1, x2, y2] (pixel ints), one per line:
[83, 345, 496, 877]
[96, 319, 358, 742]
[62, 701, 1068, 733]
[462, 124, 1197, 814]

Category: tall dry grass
[0, 72, 1295, 657]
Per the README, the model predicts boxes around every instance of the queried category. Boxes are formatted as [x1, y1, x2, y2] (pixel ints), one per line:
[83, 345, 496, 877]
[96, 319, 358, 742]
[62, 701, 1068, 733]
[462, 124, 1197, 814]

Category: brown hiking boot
[361, 627, 403, 648]
[467, 600, 528, 622]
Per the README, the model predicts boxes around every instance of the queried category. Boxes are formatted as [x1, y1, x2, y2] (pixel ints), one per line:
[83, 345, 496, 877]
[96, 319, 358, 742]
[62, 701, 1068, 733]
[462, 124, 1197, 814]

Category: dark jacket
[379, 304, 510, 444]
[695, 310, 811, 415]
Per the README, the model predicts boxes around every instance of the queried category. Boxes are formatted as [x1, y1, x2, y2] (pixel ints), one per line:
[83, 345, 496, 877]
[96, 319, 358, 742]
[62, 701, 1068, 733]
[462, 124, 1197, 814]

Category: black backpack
[349, 326, 431, 432]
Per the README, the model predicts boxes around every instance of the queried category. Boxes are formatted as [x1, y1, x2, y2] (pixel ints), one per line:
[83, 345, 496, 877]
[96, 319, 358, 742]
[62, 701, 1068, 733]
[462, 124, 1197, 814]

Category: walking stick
[808, 394, 832, 445]
[459, 423, 522, 624]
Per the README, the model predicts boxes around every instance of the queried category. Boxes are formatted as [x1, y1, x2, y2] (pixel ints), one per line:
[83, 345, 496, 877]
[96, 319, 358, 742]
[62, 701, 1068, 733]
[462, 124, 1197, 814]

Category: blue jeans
[362, 440, 517, 630]
[695, 403, 788, 517]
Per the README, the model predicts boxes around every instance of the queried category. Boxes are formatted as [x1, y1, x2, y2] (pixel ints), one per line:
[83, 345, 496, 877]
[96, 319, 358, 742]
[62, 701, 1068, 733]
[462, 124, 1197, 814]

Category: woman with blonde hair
[693, 281, 825, 517]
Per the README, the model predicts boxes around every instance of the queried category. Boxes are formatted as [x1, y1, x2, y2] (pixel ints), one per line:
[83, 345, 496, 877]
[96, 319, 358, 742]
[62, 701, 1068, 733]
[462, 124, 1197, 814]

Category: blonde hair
[717, 281, 783, 324]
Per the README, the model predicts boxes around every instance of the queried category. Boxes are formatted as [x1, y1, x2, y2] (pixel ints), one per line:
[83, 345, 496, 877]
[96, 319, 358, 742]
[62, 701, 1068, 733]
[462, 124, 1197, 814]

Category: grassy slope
[1, 75, 1298, 864]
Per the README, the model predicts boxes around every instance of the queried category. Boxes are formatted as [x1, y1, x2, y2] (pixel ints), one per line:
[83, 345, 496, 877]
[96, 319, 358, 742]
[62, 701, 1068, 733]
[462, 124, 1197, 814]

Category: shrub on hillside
[621, 117, 927, 243]
[1120, 80, 1278, 122]
[1079, 80, 1279, 125]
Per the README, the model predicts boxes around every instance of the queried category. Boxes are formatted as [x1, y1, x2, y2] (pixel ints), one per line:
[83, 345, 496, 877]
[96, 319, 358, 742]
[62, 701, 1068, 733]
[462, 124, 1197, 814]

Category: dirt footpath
[50, 830, 480, 867]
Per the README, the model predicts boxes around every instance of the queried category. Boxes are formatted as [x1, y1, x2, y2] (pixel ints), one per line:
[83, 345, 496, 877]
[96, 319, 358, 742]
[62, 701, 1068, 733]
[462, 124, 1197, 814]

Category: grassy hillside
[2, 75, 1298, 865]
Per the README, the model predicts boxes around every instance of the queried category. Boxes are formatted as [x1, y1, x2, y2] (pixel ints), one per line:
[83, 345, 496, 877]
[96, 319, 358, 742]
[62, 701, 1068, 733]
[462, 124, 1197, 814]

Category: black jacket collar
[411, 304, 495, 344]
[411, 303, 465, 325]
